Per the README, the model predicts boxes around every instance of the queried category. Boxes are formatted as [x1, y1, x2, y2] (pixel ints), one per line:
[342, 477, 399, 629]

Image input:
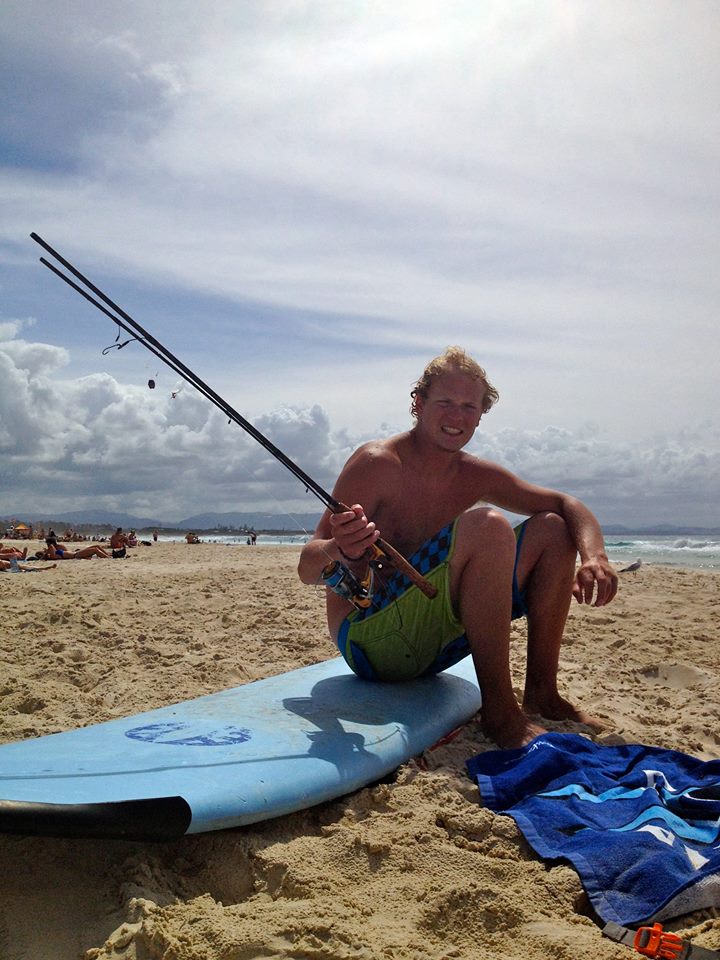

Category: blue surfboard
[0, 656, 480, 840]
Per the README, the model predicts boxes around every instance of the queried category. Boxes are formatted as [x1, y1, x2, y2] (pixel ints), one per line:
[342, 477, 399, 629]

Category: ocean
[159, 531, 720, 570]
[157, 533, 311, 547]
[603, 534, 720, 571]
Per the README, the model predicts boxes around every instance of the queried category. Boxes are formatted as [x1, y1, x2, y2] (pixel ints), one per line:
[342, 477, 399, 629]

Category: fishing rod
[31, 233, 437, 599]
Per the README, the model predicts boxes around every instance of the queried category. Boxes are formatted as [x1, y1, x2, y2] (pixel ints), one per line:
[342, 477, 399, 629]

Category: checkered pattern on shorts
[359, 521, 454, 620]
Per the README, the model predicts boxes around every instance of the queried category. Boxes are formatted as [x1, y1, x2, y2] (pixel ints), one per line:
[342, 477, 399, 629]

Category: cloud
[1, 326, 718, 527]
[0, 3, 718, 527]
[471, 424, 720, 527]
[0, 324, 343, 518]
[0, 1, 186, 172]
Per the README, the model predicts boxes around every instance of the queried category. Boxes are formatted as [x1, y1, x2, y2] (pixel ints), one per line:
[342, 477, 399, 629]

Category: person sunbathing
[0, 543, 28, 560]
[43, 543, 111, 560]
[1, 558, 56, 572]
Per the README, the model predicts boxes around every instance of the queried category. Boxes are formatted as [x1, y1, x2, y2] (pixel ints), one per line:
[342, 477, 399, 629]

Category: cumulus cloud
[0, 326, 345, 519]
[471, 424, 720, 527]
[1, 327, 718, 527]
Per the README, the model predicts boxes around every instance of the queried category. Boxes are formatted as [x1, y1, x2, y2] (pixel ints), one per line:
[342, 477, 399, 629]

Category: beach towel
[466, 733, 720, 925]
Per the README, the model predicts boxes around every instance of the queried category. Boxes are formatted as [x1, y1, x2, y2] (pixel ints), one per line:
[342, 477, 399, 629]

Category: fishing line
[102, 325, 139, 355]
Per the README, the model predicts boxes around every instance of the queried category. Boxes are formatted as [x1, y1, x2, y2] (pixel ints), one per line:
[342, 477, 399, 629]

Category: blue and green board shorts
[337, 518, 529, 682]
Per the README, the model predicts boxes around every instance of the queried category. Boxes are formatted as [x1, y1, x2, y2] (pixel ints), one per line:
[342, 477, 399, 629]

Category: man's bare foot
[481, 707, 547, 749]
[523, 693, 606, 732]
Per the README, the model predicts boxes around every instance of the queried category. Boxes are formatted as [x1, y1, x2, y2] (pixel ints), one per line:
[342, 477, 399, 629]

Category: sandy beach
[1, 540, 719, 959]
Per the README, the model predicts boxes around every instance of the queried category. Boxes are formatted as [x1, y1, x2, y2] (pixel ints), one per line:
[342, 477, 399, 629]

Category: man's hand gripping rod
[31, 233, 438, 600]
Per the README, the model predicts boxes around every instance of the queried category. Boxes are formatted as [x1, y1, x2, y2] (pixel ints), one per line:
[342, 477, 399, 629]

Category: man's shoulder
[346, 434, 405, 468]
[336, 436, 404, 502]
[458, 451, 502, 474]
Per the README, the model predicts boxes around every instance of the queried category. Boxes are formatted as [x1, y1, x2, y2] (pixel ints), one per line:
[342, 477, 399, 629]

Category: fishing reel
[321, 560, 375, 609]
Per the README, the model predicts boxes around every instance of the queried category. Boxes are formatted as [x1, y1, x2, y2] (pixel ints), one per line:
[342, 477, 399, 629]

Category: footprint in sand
[640, 662, 708, 689]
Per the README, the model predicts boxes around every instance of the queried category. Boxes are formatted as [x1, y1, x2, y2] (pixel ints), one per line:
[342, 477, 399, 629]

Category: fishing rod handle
[332, 501, 438, 600]
[375, 537, 438, 599]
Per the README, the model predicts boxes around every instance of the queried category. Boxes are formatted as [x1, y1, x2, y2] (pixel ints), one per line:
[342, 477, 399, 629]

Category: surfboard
[0, 656, 480, 841]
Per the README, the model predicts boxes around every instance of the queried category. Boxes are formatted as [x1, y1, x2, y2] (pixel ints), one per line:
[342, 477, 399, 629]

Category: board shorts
[336, 518, 529, 682]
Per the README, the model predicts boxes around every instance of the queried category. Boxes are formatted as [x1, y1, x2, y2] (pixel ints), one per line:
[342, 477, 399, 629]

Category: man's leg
[449, 507, 546, 748]
[515, 512, 604, 729]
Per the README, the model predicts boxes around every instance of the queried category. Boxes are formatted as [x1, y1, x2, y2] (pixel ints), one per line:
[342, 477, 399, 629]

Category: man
[298, 347, 617, 748]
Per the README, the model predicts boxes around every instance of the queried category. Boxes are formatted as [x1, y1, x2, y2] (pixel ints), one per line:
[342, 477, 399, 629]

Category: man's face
[415, 371, 485, 449]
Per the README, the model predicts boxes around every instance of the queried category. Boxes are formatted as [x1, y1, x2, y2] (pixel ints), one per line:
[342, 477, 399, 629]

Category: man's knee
[521, 512, 577, 572]
[456, 506, 516, 560]
[526, 511, 573, 548]
[450, 507, 517, 610]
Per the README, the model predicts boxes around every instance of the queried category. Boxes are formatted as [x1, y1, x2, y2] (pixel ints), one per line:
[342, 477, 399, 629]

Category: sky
[1, 0, 718, 528]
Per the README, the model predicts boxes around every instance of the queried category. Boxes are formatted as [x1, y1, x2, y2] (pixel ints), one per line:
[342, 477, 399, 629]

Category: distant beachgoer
[1, 558, 56, 573]
[44, 543, 111, 560]
[153, 529, 159, 543]
[110, 528, 128, 558]
[0, 543, 28, 560]
[185, 532, 200, 544]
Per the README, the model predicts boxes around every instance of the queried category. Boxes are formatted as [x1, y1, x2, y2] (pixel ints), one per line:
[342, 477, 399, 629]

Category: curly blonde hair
[410, 346, 499, 418]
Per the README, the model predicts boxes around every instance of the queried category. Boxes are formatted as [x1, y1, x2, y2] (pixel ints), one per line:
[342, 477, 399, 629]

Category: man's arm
[297, 444, 386, 586]
[297, 503, 380, 584]
[479, 462, 618, 607]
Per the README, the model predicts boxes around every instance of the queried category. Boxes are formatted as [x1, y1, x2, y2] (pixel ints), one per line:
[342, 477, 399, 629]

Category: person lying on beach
[0, 543, 28, 560]
[298, 346, 618, 749]
[1, 558, 57, 572]
[42, 543, 111, 560]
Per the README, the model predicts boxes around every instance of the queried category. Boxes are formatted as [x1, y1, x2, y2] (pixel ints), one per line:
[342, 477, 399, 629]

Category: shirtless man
[298, 346, 618, 748]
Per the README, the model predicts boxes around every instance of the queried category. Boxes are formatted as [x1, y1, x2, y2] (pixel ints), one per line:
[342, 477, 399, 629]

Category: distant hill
[2, 509, 321, 533]
[178, 511, 321, 532]
[22, 509, 167, 528]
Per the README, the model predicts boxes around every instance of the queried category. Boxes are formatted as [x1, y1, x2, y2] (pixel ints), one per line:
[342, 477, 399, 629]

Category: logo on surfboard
[125, 721, 252, 747]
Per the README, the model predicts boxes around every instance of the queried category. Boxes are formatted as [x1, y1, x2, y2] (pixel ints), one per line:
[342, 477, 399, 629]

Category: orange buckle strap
[602, 919, 720, 960]
[634, 924, 684, 960]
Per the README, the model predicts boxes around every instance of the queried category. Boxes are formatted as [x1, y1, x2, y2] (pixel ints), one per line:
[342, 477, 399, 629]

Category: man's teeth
[442, 426, 462, 435]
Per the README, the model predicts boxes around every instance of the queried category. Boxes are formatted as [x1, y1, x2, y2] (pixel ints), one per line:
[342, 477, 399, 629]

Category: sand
[1, 540, 719, 960]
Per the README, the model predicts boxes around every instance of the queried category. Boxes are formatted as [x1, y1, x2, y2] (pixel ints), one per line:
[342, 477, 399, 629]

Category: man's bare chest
[373, 471, 483, 557]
